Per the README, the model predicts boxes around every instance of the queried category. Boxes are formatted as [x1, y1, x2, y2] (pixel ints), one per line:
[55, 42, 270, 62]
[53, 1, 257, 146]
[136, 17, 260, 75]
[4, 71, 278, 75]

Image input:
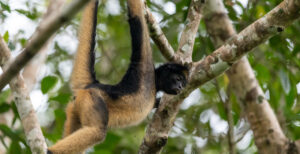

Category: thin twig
[235, 127, 250, 144]
[214, 80, 235, 154]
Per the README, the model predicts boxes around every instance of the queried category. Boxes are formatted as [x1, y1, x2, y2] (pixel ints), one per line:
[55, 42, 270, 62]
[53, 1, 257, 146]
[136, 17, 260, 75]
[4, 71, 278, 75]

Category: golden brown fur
[48, 0, 188, 153]
[71, 0, 97, 92]
[48, 0, 155, 153]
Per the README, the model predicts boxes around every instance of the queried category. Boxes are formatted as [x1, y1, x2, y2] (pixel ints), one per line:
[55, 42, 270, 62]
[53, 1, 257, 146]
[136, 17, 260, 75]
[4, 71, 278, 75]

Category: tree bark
[203, 0, 300, 153]
[175, 0, 203, 63]
[144, 6, 175, 61]
[139, 1, 204, 153]
[0, 1, 65, 153]
[0, 36, 47, 154]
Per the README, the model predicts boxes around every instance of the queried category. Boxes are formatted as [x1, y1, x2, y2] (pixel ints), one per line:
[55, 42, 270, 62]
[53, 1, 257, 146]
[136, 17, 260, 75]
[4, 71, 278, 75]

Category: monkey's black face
[161, 73, 187, 94]
[155, 63, 188, 95]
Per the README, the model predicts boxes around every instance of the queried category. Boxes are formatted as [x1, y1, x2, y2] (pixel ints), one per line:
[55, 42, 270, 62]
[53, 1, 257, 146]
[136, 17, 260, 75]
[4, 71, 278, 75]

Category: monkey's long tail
[70, 0, 99, 92]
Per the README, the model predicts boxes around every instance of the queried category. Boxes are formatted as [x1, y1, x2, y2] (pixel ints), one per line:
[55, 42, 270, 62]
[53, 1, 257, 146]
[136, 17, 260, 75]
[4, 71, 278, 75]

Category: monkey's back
[86, 86, 156, 128]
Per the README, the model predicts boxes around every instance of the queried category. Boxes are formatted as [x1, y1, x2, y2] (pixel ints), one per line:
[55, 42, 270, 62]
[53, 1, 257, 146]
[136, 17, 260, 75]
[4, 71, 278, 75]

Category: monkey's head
[155, 63, 188, 95]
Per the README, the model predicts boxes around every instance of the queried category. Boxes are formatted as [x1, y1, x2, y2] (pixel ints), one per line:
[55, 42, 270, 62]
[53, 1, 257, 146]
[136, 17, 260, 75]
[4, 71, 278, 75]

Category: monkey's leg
[48, 90, 108, 154]
[63, 102, 81, 137]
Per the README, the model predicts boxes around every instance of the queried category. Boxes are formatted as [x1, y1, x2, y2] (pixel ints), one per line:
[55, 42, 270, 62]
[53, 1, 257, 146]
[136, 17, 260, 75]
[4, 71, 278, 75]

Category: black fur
[89, 0, 99, 84]
[86, 16, 143, 100]
[155, 63, 188, 95]
[86, 9, 187, 99]
[91, 92, 108, 126]
[47, 150, 53, 154]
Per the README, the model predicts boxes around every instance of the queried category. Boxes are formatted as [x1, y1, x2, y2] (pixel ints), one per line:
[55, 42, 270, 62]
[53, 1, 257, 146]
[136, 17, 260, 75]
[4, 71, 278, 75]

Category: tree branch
[176, 0, 204, 63]
[139, 1, 204, 153]
[144, 6, 175, 62]
[22, 0, 65, 91]
[0, 36, 47, 154]
[0, 0, 93, 91]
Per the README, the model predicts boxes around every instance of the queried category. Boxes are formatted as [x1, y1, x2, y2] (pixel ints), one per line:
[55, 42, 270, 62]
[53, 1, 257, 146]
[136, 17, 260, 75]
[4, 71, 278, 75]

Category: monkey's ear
[182, 69, 189, 78]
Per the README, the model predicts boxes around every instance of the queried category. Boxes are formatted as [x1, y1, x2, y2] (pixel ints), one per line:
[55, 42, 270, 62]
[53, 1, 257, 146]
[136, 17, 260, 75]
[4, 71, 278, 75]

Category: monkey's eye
[174, 76, 181, 81]
[176, 76, 183, 81]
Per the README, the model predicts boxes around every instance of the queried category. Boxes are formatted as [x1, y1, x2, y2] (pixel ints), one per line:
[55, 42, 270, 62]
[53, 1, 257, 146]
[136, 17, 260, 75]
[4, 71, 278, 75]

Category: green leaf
[255, 64, 270, 83]
[256, 5, 266, 18]
[19, 38, 27, 47]
[0, 2, 11, 12]
[216, 102, 226, 120]
[11, 102, 20, 120]
[41, 76, 58, 94]
[50, 93, 71, 104]
[3, 31, 9, 43]
[8, 141, 22, 154]
[15, 9, 38, 20]
[0, 103, 10, 113]
[0, 89, 10, 104]
[0, 124, 26, 144]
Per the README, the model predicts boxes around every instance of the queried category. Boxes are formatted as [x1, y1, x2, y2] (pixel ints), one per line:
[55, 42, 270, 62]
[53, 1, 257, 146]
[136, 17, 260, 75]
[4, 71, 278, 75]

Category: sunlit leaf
[0, 90, 10, 104]
[256, 5, 266, 18]
[3, 31, 9, 42]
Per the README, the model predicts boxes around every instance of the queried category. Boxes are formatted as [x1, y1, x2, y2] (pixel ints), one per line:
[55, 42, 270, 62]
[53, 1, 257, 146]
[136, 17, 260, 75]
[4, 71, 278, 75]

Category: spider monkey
[48, 0, 188, 153]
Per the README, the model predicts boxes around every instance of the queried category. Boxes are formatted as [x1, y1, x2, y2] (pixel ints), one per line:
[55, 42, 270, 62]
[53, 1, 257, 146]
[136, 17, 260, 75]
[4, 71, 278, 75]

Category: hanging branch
[140, 0, 300, 153]
[214, 80, 235, 154]
[0, 0, 93, 91]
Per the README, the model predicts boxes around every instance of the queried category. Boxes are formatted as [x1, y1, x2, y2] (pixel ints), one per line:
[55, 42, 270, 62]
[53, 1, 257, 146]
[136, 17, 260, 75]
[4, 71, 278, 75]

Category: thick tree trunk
[203, 0, 300, 153]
